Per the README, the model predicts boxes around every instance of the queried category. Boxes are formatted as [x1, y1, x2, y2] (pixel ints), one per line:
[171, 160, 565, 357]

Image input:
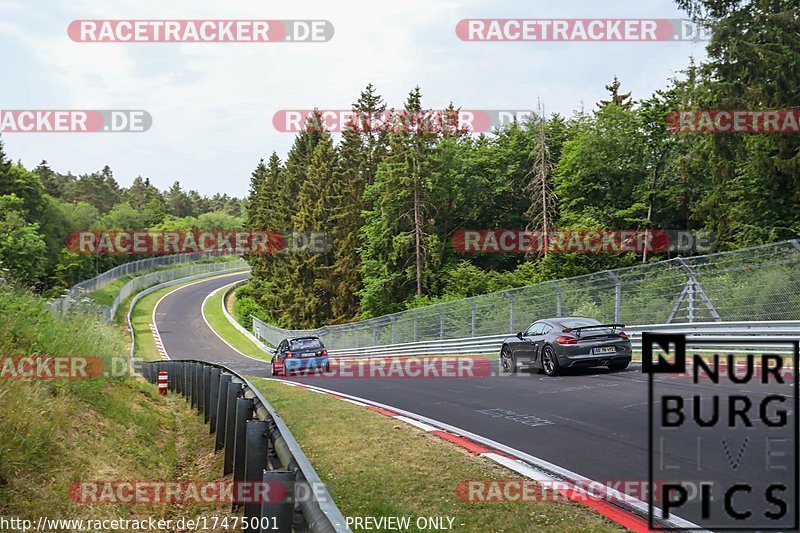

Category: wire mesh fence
[48, 254, 248, 323]
[253, 240, 800, 350]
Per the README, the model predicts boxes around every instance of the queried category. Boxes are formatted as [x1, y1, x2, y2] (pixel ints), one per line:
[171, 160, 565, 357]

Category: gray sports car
[500, 317, 632, 376]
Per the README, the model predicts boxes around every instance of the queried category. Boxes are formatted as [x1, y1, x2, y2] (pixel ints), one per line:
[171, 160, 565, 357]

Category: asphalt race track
[155, 273, 798, 530]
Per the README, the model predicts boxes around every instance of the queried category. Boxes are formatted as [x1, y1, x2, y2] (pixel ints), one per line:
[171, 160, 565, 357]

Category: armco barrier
[317, 321, 800, 358]
[50, 257, 249, 323]
[139, 360, 350, 533]
[253, 240, 800, 350]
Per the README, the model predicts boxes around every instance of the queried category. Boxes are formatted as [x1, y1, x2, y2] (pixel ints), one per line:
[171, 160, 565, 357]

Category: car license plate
[593, 346, 616, 354]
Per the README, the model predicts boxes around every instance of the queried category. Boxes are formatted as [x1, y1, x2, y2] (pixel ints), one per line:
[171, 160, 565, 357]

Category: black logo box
[644, 333, 799, 531]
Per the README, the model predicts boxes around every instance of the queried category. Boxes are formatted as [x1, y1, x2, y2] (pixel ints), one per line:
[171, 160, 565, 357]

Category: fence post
[413, 316, 418, 342]
[467, 298, 476, 337]
[607, 271, 621, 323]
[503, 291, 516, 333]
[549, 281, 562, 317]
[439, 309, 445, 339]
[391, 316, 397, 344]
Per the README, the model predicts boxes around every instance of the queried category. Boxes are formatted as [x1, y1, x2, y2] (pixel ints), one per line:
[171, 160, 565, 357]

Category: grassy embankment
[0, 285, 233, 524]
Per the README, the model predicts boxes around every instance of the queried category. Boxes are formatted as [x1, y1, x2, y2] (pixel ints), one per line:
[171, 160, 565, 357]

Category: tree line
[0, 150, 244, 293]
[244, 0, 799, 329]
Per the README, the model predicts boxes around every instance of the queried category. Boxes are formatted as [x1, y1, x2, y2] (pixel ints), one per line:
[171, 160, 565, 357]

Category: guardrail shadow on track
[139, 360, 350, 533]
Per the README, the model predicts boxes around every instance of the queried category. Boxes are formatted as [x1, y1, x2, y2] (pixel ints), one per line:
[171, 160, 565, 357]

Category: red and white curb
[277, 379, 707, 533]
[148, 322, 169, 360]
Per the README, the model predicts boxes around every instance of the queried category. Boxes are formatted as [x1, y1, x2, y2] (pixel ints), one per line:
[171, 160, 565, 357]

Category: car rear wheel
[541, 346, 561, 376]
[608, 361, 629, 371]
[500, 346, 516, 374]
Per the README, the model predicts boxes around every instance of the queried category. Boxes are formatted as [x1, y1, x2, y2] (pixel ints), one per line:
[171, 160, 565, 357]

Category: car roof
[532, 316, 599, 324]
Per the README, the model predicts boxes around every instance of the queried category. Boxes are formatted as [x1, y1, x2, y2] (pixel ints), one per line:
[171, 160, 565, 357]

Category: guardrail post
[199, 365, 208, 415]
[183, 362, 191, 402]
[203, 367, 213, 423]
[193, 363, 203, 413]
[243, 420, 269, 526]
[232, 398, 255, 510]
[224, 382, 243, 473]
[214, 374, 232, 440]
[191, 363, 200, 409]
[208, 368, 221, 430]
[261, 471, 294, 532]
[171, 363, 179, 392]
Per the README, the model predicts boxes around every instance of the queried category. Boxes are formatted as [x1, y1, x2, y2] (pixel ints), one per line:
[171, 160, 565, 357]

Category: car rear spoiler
[562, 323, 625, 338]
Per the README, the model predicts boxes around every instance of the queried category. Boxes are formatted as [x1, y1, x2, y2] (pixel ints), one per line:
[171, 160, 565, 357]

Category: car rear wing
[563, 323, 625, 338]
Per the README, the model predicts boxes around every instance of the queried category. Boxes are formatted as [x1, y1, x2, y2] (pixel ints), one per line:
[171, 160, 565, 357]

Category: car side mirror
[516, 331, 524, 340]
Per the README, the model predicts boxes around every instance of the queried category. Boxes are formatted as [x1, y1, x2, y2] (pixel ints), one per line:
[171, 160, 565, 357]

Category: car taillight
[321, 348, 327, 356]
[618, 331, 629, 340]
[285, 351, 293, 358]
[555, 335, 577, 345]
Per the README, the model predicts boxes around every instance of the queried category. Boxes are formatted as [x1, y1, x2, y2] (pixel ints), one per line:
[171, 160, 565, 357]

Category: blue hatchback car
[271, 336, 330, 376]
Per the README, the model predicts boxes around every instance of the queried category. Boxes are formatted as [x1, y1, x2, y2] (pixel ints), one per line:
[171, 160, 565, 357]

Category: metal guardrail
[253, 240, 800, 350]
[321, 321, 800, 358]
[50, 258, 249, 323]
[139, 360, 350, 533]
[48, 252, 221, 316]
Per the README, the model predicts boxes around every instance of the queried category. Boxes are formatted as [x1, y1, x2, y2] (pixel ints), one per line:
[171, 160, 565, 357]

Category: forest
[0, 152, 244, 294]
[243, 0, 799, 328]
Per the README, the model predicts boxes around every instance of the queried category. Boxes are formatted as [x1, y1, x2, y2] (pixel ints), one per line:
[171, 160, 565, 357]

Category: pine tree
[524, 105, 557, 258]
[598, 77, 633, 109]
[359, 87, 438, 315]
[284, 133, 338, 327]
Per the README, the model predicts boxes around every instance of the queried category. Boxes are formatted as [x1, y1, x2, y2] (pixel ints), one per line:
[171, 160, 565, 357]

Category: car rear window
[290, 338, 323, 350]
[559, 318, 602, 329]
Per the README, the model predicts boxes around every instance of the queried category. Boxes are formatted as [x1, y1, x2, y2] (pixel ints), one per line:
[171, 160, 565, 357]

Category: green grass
[202, 283, 271, 361]
[0, 285, 233, 523]
[250, 378, 624, 533]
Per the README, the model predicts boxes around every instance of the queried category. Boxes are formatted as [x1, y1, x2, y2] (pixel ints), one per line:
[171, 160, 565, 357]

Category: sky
[0, 0, 708, 198]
